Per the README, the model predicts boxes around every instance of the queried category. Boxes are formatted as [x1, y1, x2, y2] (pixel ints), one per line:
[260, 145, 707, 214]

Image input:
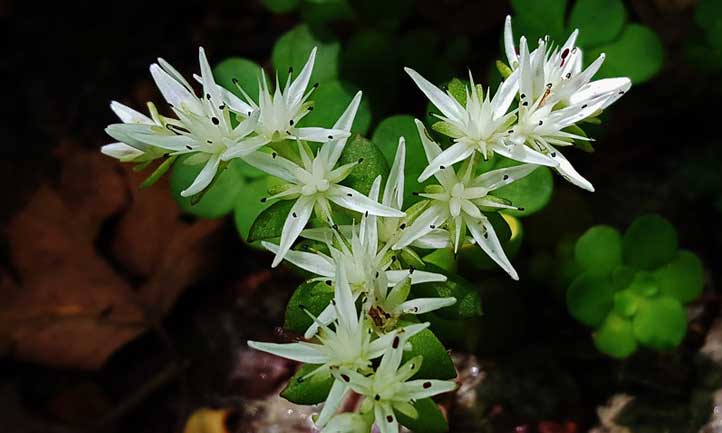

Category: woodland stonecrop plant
[102, 17, 632, 433]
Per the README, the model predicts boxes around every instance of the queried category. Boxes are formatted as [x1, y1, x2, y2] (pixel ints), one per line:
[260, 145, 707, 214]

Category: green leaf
[567, 272, 615, 327]
[446, 78, 467, 106]
[411, 271, 482, 320]
[594, 312, 637, 358]
[372, 115, 430, 205]
[490, 157, 553, 217]
[568, 0, 626, 47]
[297, 80, 371, 135]
[613, 289, 640, 318]
[247, 200, 295, 242]
[300, 0, 353, 26]
[622, 214, 678, 270]
[213, 57, 266, 104]
[587, 24, 663, 84]
[281, 364, 334, 404]
[170, 156, 245, 219]
[284, 280, 334, 333]
[262, 0, 299, 13]
[575, 225, 623, 275]
[633, 296, 687, 351]
[338, 134, 389, 196]
[272, 24, 341, 84]
[510, 0, 567, 43]
[422, 248, 457, 274]
[234, 177, 272, 242]
[402, 328, 456, 380]
[653, 250, 704, 304]
[396, 398, 449, 433]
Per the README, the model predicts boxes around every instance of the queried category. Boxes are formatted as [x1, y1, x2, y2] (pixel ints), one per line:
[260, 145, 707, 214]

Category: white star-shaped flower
[331, 327, 457, 433]
[404, 67, 556, 184]
[222, 48, 350, 159]
[393, 120, 538, 280]
[246, 92, 404, 267]
[248, 261, 429, 428]
[103, 101, 168, 162]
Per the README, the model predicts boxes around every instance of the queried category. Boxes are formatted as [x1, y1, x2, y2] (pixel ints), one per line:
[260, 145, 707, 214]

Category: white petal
[466, 216, 518, 280]
[473, 163, 538, 191]
[304, 302, 337, 339]
[394, 204, 448, 250]
[110, 101, 153, 124]
[262, 241, 335, 276]
[383, 137, 406, 210]
[415, 120, 459, 187]
[247, 340, 328, 364]
[494, 142, 557, 167]
[334, 260, 359, 333]
[323, 91, 363, 167]
[418, 141, 475, 183]
[316, 379, 350, 428]
[158, 57, 194, 91]
[287, 47, 317, 108]
[101, 142, 144, 161]
[410, 230, 454, 249]
[180, 153, 221, 197]
[293, 127, 351, 143]
[236, 150, 297, 182]
[149, 63, 202, 115]
[400, 380, 457, 400]
[198, 47, 222, 104]
[491, 70, 519, 118]
[327, 185, 405, 218]
[396, 297, 456, 315]
[570, 77, 631, 108]
[404, 68, 464, 122]
[375, 403, 397, 433]
[272, 196, 315, 267]
[385, 270, 447, 286]
[504, 15, 518, 67]
[551, 147, 595, 192]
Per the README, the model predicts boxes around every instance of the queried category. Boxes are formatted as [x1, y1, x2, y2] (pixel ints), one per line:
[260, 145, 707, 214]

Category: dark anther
[522, 101, 529, 106]
[297, 377, 304, 383]
[399, 223, 406, 229]
[392, 336, 400, 349]
[292, 212, 298, 217]
[375, 394, 381, 401]
[440, 165, 446, 169]
[272, 152, 277, 159]
[328, 135, 333, 139]
[308, 106, 314, 111]
[206, 93, 211, 99]
[341, 374, 350, 382]
[260, 197, 267, 203]
[503, 175, 509, 180]
[211, 117, 220, 125]
[538, 120, 543, 126]
[289, 119, 294, 126]
[313, 82, 319, 88]
[288, 67, 293, 74]
[546, 83, 552, 88]
[347, 193, 352, 197]
[551, 152, 557, 157]
[581, 104, 587, 109]
[430, 224, 436, 229]
[423, 382, 432, 389]
[566, 73, 571, 79]
[387, 416, 394, 423]
[561, 48, 570, 59]
[520, 93, 526, 99]
[186, 145, 192, 150]
[358, 158, 364, 163]
[412, 192, 419, 196]
[409, 267, 415, 274]
[232, 78, 239, 84]
[326, 280, 332, 285]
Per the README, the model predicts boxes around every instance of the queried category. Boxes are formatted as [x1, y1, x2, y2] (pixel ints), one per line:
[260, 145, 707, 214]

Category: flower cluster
[102, 16, 629, 433]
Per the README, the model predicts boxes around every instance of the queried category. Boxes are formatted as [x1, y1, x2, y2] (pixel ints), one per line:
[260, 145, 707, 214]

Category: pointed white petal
[551, 147, 595, 192]
[400, 380, 457, 400]
[491, 70, 519, 118]
[272, 196, 315, 267]
[247, 340, 328, 364]
[334, 260, 359, 332]
[262, 241, 335, 276]
[304, 302, 337, 339]
[383, 137, 406, 210]
[101, 142, 144, 161]
[418, 141, 475, 183]
[410, 230, 454, 249]
[394, 204, 448, 249]
[504, 15, 518, 67]
[287, 47, 317, 108]
[180, 153, 221, 197]
[327, 185, 405, 217]
[315, 379, 350, 428]
[110, 101, 153, 124]
[323, 91, 363, 167]
[149, 64, 202, 114]
[236, 150, 297, 182]
[473, 163, 538, 191]
[466, 216, 518, 280]
[494, 142, 557, 167]
[385, 270, 447, 286]
[376, 403, 397, 433]
[293, 127, 351, 143]
[404, 68, 464, 122]
[396, 297, 456, 315]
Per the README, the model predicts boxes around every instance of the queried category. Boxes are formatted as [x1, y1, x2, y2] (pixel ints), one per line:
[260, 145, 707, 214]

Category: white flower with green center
[503, 15, 631, 110]
[222, 48, 350, 159]
[404, 68, 555, 184]
[103, 101, 168, 162]
[248, 262, 429, 428]
[393, 120, 537, 280]
[331, 329, 456, 433]
[264, 176, 449, 337]
[246, 92, 404, 267]
[108, 47, 264, 197]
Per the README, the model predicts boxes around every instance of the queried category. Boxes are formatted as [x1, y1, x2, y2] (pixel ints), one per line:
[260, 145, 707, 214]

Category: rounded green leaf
[297, 80, 371, 135]
[338, 135, 389, 196]
[213, 57, 266, 104]
[396, 398, 449, 433]
[588, 24, 663, 84]
[568, 0, 626, 47]
[574, 225, 622, 274]
[170, 157, 245, 219]
[272, 24, 341, 84]
[234, 177, 272, 242]
[622, 214, 678, 270]
[247, 200, 295, 242]
[422, 248, 457, 274]
[284, 280, 334, 333]
[594, 312, 637, 358]
[653, 250, 704, 304]
[627, 271, 659, 297]
[411, 270, 482, 320]
[281, 364, 334, 404]
[613, 289, 639, 318]
[633, 296, 687, 351]
[261, 0, 299, 13]
[372, 115, 430, 205]
[490, 157, 554, 217]
[510, 0, 568, 43]
[401, 328, 457, 380]
[567, 272, 615, 327]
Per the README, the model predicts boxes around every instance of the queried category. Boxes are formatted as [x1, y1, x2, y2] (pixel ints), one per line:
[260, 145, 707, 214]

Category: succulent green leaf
[567, 272, 615, 327]
[297, 80, 371, 135]
[653, 250, 704, 304]
[281, 364, 334, 404]
[284, 280, 334, 333]
[594, 312, 637, 358]
[213, 57, 266, 104]
[272, 24, 341, 84]
[411, 270, 481, 320]
[401, 327, 457, 380]
[261, 0, 300, 13]
[510, 0, 567, 43]
[396, 397, 449, 433]
[568, 0, 626, 47]
[633, 296, 687, 351]
[247, 200, 295, 242]
[234, 177, 272, 242]
[490, 157, 553, 217]
[622, 214, 678, 270]
[574, 225, 623, 275]
[422, 248, 457, 274]
[170, 156, 245, 219]
[446, 78, 467, 106]
[588, 24, 663, 84]
[613, 289, 639, 318]
[338, 134, 389, 196]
